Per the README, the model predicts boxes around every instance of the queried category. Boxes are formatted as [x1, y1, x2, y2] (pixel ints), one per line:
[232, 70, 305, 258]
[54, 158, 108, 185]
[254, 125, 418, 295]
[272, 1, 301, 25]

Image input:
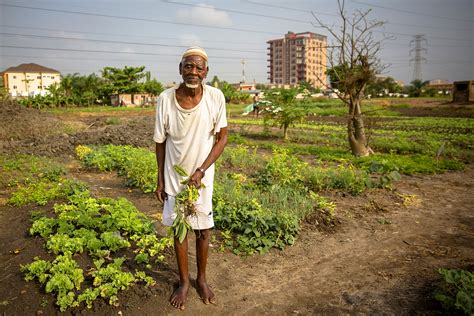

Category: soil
[0, 100, 473, 315]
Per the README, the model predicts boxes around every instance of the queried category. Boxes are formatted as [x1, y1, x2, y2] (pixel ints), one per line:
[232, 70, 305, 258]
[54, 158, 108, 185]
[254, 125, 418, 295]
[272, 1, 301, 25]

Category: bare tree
[312, 0, 387, 156]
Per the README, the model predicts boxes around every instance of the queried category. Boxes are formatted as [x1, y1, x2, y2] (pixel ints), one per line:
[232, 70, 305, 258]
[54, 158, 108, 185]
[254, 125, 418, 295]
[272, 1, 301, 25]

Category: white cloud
[176, 4, 232, 27]
[177, 34, 203, 47]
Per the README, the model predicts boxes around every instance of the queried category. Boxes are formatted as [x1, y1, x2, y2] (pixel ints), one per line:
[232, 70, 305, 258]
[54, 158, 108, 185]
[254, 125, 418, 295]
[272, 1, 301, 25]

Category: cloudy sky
[1, 0, 472, 86]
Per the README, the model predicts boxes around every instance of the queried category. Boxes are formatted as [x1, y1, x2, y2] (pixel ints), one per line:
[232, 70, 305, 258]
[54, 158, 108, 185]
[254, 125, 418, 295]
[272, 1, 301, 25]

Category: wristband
[196, 167, 205, 176]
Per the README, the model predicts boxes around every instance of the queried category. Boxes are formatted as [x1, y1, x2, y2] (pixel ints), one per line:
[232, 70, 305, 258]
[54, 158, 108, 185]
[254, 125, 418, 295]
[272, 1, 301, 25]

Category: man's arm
[155, 141, 167, 202]
[189, 127, 228, 187]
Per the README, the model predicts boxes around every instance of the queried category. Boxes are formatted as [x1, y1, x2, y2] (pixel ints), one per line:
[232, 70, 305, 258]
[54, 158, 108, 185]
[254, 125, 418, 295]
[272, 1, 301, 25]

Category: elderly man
[154, 47, 228, 310]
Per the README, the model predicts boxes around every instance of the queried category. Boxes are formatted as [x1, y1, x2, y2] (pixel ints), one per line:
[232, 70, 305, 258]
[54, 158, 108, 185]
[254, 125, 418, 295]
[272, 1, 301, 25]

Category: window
[13, 75, 17, 79]
[13, 85, 17, 89]
[38, 86, 43, 89]
[37, 76, 41, 79]
[51, 76, 55, 79]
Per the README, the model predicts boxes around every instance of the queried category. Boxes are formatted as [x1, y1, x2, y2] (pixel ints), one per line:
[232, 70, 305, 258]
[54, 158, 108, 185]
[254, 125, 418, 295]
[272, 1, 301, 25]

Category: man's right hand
[155, 186, 167, 203]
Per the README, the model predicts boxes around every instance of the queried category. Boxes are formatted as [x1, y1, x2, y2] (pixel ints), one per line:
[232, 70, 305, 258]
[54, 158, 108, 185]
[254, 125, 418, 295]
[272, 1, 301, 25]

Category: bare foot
[197, 279, 216, 305]
[170, 283, 189, 310]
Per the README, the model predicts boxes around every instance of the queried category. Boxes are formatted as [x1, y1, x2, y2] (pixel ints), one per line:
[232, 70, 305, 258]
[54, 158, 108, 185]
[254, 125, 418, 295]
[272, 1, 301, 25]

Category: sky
[1, 0, 473, 86]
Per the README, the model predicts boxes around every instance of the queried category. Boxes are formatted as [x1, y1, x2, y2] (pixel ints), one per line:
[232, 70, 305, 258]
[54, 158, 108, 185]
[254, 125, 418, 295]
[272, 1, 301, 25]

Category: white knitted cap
[182, 46, 208, 61]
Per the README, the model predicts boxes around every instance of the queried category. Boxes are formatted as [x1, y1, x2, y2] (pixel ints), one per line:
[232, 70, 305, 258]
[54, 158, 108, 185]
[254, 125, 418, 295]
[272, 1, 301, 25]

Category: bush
[434, 268, 473, 315]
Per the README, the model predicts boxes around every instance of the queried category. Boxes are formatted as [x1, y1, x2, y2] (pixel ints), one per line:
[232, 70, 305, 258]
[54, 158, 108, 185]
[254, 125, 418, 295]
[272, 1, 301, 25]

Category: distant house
[428, 79, 453, 94]
[0, 63, 61, 97]
[452, 81, 474, 103]
[236, 83, 256, 91]
[110, 93, 157, 107]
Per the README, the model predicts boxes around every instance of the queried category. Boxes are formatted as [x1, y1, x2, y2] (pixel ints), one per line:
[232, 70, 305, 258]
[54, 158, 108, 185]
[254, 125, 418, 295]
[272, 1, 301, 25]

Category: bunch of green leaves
[171, 165, 199, 243]
[434, 268, 473, 315]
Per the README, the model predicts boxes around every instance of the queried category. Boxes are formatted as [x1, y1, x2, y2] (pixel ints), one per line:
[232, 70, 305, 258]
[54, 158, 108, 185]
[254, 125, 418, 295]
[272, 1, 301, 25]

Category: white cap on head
[182, 46, 208, 61]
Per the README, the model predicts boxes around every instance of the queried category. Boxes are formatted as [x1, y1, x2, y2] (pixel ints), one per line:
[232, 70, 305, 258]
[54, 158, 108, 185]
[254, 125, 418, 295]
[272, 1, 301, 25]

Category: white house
[1, 63, 61, 97]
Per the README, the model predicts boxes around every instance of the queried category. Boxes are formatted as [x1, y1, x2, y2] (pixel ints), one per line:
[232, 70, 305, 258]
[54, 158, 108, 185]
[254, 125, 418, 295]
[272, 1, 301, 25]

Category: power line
[2, 2, 471, 42]
[0, 54, 263, 64]
[351, 0, 474, 23]
[0, 45, 263, 60]
[0, 3, 281, 35]
[1, 24, 265, 46]
[0, 32, 265, 54]
[243, 0, 473, 40]
[244, 0, 338, 16]
[163, 0, 316, 24]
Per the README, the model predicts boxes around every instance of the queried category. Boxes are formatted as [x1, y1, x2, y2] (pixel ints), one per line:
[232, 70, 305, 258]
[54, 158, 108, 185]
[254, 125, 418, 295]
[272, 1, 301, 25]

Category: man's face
[180, 55, 208, 88]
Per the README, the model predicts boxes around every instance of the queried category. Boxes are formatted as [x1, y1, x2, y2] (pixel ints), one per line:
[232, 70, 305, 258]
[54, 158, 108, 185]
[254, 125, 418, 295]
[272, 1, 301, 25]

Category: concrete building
[110, 93, 156, 107]
[1, 63, 61, 97]
[452, 81, 474, 102]
[428, 79, 453, 94]
[267, 31, 327, 89]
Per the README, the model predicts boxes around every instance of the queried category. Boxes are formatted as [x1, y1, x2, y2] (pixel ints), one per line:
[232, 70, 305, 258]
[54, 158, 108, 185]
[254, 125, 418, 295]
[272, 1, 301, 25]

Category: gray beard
[185, 83, 199, 89]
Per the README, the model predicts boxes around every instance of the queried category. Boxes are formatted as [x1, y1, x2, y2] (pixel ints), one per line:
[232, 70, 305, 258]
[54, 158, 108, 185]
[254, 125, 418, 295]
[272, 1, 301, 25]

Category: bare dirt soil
[0, 101, 473, 315]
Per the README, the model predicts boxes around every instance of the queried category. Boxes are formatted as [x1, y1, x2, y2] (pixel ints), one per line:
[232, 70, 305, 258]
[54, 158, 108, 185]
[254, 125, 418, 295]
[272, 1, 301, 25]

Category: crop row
[75, 144, 408, 255]
[4, 162, 172, 312]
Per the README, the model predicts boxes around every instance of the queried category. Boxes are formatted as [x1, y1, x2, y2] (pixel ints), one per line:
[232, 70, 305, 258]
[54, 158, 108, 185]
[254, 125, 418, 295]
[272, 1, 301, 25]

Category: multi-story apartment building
[267, 31, 327, 89]
[1, 63, 61, 97]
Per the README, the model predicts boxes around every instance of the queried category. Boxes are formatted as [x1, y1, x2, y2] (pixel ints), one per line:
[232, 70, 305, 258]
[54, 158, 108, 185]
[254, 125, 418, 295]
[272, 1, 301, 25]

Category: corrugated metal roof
[0, 63, 60, 74]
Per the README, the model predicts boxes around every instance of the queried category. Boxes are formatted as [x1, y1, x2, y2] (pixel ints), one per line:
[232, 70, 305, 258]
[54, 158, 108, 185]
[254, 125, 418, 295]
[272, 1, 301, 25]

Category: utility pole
[241, 59, 246, 83]
[409, 34, 427, 82]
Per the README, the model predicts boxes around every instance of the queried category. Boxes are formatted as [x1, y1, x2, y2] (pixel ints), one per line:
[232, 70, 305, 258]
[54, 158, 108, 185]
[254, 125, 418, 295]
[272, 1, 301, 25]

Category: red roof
[0, 63, 60, 74]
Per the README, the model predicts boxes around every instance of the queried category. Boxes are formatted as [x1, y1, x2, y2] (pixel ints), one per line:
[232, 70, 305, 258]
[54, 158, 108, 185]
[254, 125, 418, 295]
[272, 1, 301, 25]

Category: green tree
[207, 76, 249, 103]
[314, 0, 386, 156]
[142, 78, 164, 96]
[408, 79, 430, 97]
[101, 66, 146, 94]
[46, 83, 64, 107]
[298, 80, 320, 94]
[60, 73, 77, 104]
[365, 77, 401, 97]
[262, 88, 308, 140]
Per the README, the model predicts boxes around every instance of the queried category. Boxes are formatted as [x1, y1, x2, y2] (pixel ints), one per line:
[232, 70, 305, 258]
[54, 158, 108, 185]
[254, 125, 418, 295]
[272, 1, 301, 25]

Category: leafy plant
[434, 268, 473, 315]
[171, 165, 199, 243]
[8, 178, 86, 206]
[22, 186, 170, 311]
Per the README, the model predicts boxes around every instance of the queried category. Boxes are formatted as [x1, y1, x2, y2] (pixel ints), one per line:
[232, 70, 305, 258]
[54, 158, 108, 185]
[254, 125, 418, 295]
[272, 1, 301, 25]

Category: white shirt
[153, 84, 227, 196]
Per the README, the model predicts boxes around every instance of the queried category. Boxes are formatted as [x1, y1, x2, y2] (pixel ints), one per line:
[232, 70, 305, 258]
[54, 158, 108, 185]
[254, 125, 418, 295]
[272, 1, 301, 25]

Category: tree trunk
[283, 125, 289, 140]
[347, 99, 371, 157]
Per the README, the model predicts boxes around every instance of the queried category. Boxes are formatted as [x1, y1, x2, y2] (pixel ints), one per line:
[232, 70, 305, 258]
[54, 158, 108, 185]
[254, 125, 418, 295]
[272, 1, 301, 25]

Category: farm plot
[0, 100, 473, 315]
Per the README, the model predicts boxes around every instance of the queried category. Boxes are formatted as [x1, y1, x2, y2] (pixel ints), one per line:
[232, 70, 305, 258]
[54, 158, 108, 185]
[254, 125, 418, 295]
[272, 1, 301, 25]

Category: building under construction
[267, 31, 327, 89]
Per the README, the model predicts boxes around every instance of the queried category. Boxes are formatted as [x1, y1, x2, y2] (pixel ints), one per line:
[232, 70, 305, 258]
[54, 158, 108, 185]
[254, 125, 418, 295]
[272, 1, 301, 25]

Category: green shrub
[434, 268, 473, 315]
[8, 178, 87, 206]
[76, 145, 157, 193]
[22, 188, 171, 311]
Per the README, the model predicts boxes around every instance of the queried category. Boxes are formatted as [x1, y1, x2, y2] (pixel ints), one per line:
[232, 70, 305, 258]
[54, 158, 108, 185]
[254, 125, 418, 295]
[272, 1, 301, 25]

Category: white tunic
[153, 84, 227, 196]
